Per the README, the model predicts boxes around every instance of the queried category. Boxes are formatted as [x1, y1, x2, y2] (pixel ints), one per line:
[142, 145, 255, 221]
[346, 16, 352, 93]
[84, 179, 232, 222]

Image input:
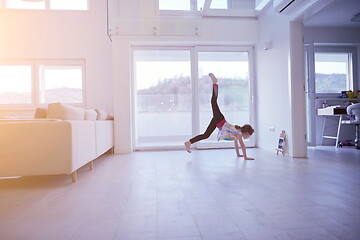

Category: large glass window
[198, 51, 250, 144]
[39, 65, 83, 104]
[134, 50, 192, 147]
[0, 60, 85, 108]
[0, 65, 32, 104]
[159, 0, 191, 11]
[315, 52, 351, 93]
[133, 47, 255, 149]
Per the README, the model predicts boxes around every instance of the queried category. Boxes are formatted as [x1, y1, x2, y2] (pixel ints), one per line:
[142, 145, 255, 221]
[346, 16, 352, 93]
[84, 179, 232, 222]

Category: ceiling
[303, 0, 360, 28]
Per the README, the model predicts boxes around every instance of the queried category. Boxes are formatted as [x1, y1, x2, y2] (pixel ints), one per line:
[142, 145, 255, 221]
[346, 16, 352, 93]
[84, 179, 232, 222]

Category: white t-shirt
[217, 121, 241, 141]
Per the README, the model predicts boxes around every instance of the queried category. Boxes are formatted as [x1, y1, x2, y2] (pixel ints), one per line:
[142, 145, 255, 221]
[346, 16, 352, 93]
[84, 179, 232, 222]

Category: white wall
[256, 5, 292, 154]
[256, 4, 307, 157]
[0, 0, 113, 115]
[111, 0, 259, 153]
[304, 27, 360, 44]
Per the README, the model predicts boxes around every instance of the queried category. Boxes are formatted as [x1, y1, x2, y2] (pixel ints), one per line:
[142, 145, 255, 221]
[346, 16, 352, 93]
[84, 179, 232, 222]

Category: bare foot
[209, 73, 218, 84]
[184, 141, 192, 153]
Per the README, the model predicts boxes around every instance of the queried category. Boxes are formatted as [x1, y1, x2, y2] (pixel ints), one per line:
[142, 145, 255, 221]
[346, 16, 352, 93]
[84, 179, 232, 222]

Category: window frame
[131, 45, 256, 150]
[312, 46, 358, 98]
[36, 60, 86, 107]
[305, 44, 359, 147]
[195, 45, 256, 149]
[0, 59, 86, 109]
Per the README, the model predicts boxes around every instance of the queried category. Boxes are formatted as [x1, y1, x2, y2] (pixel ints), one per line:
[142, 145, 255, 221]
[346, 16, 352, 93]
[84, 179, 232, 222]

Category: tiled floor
[0, 147, 359, 240]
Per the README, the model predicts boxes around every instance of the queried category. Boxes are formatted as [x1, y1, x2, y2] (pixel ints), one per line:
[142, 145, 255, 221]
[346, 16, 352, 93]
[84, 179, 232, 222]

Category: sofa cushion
[34, 107, 47, 118]
[95, 109, 108, 120]
[47, 103, 85, 120]
[85, 109, 97, 120]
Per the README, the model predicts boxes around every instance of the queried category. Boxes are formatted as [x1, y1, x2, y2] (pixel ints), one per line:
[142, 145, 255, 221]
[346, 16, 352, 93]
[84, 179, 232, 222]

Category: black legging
[190, 84, 225, 144]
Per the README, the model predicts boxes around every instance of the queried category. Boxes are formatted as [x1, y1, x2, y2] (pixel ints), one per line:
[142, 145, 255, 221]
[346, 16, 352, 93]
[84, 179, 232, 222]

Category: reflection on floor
[0, 147, 359, 240]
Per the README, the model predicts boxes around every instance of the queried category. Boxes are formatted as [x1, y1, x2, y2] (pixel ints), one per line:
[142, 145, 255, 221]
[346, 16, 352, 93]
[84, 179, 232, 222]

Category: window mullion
[227, 0, 232, 9]
[45, 0, 50, 10]
[81, 61, 86, 106]
[348, 53, 353, 91]
[191, 47, 199, 142]
[191, 0, 196, 12]
[33, 61, 38, 107]
[37, 61, 45, 106]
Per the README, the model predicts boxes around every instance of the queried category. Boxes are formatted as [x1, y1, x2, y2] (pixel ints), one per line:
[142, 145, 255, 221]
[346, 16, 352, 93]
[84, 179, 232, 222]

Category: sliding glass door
[197, 49, 253, 148]
[133, 49, 192, 148]
[133, 46, 254, 149]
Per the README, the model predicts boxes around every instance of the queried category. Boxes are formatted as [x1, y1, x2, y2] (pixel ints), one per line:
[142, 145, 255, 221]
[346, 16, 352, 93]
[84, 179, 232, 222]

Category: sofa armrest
[95, 120, 114, 157]
[65, 120, 96, 172]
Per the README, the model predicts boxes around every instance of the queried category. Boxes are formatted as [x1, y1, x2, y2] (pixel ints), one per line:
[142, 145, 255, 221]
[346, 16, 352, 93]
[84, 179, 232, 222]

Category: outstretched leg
[184, 73, 225, 153]
[209, 73, 224, 123]
[185, 118, 218, 153]
[211, 84, 224, 122]
[189, 118, 218, 144]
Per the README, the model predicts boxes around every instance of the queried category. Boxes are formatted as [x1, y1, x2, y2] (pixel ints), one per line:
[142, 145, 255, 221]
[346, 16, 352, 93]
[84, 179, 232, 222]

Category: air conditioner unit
[273, 0, 297, 13]
[273, 0, 334, 18]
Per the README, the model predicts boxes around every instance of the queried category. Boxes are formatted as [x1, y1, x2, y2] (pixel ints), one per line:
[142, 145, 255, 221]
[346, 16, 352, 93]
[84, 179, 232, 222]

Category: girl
[184, 73, 255, 160]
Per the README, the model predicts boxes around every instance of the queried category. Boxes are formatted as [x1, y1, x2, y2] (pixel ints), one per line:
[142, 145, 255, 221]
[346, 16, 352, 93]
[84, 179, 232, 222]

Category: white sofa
[0, 104, 114, 183]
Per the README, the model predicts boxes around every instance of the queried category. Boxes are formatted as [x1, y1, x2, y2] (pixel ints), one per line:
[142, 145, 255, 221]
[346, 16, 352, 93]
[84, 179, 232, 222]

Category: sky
[43, 68, 82, 89]
[135, 61, 249, 90]
[315, 62, 347, 74]
[0, 66, 31, 92]
[0, 65, 82, 93]
[315, 53, 348, 74]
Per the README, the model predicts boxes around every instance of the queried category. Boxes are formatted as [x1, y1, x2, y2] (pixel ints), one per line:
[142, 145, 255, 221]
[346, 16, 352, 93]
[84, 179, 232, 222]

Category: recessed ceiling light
[351, 12, 360, 22]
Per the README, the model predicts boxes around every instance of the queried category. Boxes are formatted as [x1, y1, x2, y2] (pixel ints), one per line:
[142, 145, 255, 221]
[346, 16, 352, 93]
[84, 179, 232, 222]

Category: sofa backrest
[47, 103, 85, 120]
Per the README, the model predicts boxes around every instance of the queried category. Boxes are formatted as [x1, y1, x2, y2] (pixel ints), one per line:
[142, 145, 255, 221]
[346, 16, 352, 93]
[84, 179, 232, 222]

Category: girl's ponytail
[239, 124, 254, 135]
